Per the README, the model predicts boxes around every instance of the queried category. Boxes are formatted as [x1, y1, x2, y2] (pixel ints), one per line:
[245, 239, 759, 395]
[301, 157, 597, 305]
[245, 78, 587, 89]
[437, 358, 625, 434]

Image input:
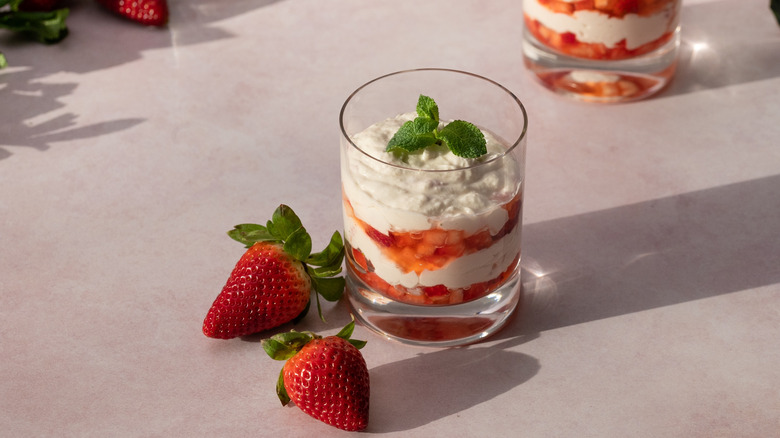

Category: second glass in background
[523, 0, 682, 102]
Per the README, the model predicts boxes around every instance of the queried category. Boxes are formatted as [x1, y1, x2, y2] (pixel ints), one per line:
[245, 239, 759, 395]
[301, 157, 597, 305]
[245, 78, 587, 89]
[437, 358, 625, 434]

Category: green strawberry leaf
[773, 0, 780, 26]
[282, 227, 312, 261]
[438, 120, 487, 158]
[227, 223, 277, 248]
[311, 276, 345, 302]
[267, 204, 303, 241]
[0, 6, 69, 44]
[336, 320, 355, 339]
[416, 94, 439, 121]
[310, 264, 343, 278]
[348, 338, 367, 350]
[275, 368, 290, 406]
[335, 320, 367, 350]
[307, 231, 345, 267]
[262, 339, 298, 361]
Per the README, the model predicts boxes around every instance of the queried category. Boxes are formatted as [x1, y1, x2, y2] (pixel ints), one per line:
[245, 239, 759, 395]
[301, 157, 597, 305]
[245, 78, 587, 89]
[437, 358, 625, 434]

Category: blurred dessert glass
[523, 0, 681, 102]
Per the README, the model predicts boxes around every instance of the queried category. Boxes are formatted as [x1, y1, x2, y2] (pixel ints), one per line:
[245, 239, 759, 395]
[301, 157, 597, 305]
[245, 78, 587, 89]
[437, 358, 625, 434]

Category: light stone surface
[1, 0, 779, 436]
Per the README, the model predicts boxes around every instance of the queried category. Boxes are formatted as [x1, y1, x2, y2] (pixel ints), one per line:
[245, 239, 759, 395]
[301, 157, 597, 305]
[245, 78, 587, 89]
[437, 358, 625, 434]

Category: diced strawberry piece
[422, 229, 448, 246]
[366, 227, 394, 247]
[445, 230, 464, 245]
[561, 32, 578, 45]
[465, 230, 493, 250]
[416, 243, 438, 257]
[614, 0, 639, 16]
[423, 285, 450, 297]
[351, 248, 368, 272]
[434, 242, 465, 258]
[394, 233, 417, 248]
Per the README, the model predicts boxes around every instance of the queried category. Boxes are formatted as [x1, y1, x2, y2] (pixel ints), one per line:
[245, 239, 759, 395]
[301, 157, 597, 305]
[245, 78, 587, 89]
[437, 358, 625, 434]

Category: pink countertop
[2, 0, 779, 436]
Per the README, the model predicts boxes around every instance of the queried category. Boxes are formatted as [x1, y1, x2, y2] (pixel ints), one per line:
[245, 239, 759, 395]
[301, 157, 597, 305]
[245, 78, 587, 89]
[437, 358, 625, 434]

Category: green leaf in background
[772, 0, 780, 26]
[0, 7, 69, 45]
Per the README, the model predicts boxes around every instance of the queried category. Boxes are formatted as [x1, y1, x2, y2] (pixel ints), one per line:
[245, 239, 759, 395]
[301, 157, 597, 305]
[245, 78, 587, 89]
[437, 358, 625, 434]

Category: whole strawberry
[263, 321, 370, 432]
[95, 0, 169, 27]
[202, 205, 346, 339]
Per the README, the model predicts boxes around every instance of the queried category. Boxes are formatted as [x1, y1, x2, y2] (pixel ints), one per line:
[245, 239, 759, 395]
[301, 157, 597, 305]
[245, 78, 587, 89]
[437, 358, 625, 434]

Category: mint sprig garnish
[227, 204, 346, 322]
[386, 94, 487, 159]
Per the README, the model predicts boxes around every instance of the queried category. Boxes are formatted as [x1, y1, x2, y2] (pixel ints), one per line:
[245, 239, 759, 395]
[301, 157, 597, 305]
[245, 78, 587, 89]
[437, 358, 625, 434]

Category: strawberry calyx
[0, 0, 69, 46]
[262, 320, 367, 406]
[227, 204, 346, 323]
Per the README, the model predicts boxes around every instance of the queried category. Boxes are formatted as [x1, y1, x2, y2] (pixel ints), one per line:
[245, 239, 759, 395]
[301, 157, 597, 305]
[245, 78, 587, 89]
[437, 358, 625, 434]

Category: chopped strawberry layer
[343, 191, 522, 305]
[524, 15, 674, 60]
[348, 250, 520, 305]
[343, 192, 521, 275]
[535, 0, 676, 19]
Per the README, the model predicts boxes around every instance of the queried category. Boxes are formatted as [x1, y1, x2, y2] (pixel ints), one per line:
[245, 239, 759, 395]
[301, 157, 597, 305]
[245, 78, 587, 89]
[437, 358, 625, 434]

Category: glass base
[522, 27, 680, 103]
[346, 270, 522, 348]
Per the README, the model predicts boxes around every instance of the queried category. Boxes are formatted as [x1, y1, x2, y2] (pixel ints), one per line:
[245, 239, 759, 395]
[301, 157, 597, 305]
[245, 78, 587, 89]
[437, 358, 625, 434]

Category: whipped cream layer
[524, 0, 678, 50]
[341, 113, 521, 236]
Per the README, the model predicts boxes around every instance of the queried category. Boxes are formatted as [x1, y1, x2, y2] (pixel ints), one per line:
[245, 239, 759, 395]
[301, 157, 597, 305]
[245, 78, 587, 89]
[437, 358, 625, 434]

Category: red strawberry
[203, 205, 346, 339]
[95, 0, 169, 27]
[264, 321, 370, 431]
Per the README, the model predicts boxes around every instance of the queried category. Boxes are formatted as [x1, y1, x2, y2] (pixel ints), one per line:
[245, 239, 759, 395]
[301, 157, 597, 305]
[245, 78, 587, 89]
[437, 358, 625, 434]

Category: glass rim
[339, 68, 528, 173]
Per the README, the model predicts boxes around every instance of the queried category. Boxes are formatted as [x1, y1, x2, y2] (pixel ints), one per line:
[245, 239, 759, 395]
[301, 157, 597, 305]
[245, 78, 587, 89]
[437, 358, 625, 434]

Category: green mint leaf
[416, 94, 439, 122]
[311, 276, 345, 302]
[387, 95, 488, 158]
[282, 227, 312, 261]
[307, 231, 345, 267]
[267, 204, 303, 241]
[227, 223, 276, 248]
[386, 119, 438, 153]
[438, 120, 487, 158]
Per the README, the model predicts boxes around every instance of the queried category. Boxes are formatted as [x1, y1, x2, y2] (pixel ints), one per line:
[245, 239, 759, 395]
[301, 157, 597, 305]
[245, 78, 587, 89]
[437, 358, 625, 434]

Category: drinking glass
[339, 68, 528, 347]
[523, 0, 682, 102]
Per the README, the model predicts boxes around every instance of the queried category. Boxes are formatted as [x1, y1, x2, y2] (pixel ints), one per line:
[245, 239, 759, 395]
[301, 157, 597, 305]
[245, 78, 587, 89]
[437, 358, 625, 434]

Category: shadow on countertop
[0, 0, 284, 158]
[510, 173, 780, 335]
[660, 0, 780, 98]
[367, 333, 540, 433]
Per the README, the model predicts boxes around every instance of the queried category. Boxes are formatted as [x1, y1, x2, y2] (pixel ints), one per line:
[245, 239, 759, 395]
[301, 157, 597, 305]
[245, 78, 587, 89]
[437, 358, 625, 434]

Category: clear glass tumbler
[523, 0, 681, 102]
[339, 68, 528, 347]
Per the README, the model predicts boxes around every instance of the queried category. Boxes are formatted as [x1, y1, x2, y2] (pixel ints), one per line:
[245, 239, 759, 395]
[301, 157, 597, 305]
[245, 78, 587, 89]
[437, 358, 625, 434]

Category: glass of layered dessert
[339, 69, 528, 347]
[523, 0, 681, 102]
